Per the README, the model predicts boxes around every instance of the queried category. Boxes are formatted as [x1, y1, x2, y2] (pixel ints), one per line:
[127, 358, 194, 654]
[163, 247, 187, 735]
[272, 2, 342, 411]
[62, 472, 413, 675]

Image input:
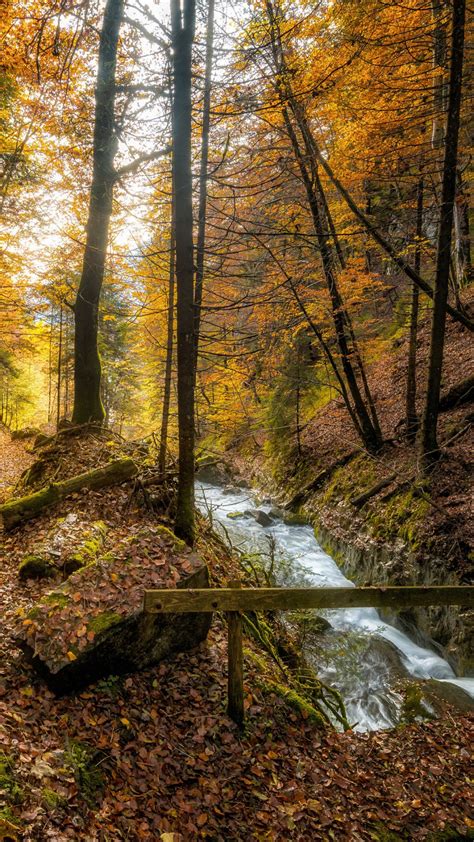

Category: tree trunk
[422, 0, 466, 469]
[159, 204, 176, 474]
[72, 0, 123, 424]
[193, 0, 215, 376]
[406, 177, 424, 440]
[171, 0, 196, 544]
[56, 304, 63, 430]
[0, 458, 137, 531]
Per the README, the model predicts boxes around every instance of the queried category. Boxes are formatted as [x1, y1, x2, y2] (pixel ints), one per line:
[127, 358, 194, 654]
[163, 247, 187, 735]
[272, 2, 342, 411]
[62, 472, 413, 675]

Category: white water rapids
[196, 481, 474, 731]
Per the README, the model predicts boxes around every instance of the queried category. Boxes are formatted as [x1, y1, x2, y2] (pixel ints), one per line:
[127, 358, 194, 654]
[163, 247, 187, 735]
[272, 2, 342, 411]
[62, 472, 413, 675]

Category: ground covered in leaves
[1, 430, 473, 840]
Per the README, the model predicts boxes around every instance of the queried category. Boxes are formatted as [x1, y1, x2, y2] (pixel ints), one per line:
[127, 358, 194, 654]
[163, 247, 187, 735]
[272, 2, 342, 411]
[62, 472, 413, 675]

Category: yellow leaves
[66, 650, 77, 661]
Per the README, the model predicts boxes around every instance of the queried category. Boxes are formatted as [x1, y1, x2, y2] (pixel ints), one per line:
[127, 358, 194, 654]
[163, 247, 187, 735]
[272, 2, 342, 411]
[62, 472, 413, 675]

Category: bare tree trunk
[193, 0, 215, 377]
[171, 0, 196, 544]
[72, 0, 123, 424]
[56, 305, 63, 430]
[159, 205, 175, 474]
[406, 177, 424, 440]
[422, 0, 466, 469]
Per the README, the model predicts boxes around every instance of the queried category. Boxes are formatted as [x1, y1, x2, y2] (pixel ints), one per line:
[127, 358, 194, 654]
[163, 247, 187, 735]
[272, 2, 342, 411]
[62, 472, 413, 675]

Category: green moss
[18, 554, 55, 581]
[263, 681, 326, 727]
[401, 683, 432, 723]
[367, 823, 406, 841]
[282, 511, 308, 525]
[64, 741, 105, 808]
[155, 524, 186, 553]
[41, 787, 66, 810]
[0, 805, 23, 835]
[0, 754, 23, 805]
[86, 611, 122, 635]
[43, 592, 70, 609]
[320, 454, 378, 506]
[369, 488, 429, 552]
[226, 511, 244, 520]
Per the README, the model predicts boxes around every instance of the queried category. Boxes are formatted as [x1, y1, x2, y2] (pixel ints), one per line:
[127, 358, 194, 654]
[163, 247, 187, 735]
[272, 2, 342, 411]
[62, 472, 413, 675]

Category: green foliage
[41, 787, 66, 810]
[86, 612, 122, 635]
[0, 753, 24, 806]
[64, 741, 105, 808]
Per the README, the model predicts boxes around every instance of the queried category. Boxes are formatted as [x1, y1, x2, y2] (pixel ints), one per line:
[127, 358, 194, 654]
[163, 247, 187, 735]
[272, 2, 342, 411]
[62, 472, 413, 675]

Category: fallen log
[439, 374, 474, 411]
[350, 473, 397, 508]
[286, 449, 359, 509]
[0, 458, 137, 531]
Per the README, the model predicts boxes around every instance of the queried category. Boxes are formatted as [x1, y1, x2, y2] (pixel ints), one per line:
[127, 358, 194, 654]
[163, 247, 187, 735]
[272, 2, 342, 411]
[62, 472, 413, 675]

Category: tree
[422, 0, 466, 468]
[171, 0, 196, 543]
[72, 0, 124, 424]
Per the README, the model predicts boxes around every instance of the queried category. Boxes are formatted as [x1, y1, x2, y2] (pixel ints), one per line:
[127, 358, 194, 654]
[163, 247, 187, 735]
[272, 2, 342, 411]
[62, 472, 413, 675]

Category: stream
[196, 481, 474, 732]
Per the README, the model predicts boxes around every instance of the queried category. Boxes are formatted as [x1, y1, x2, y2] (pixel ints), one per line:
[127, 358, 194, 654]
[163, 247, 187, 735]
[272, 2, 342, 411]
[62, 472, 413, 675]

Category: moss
[0, 754, 23, 806]
[0, 805, 23, 838]
[86, 611, 122, 635]
[369, 488, 429, 552]
[367, 823, 406, 841]
[41, 787, 66, 810]
[263, 681, 326, 727]
[243, 648, 267, 673]
[401, 683, 432, 723]
[320, 454, 378, 507]
[43, 592, 70, 609]
[64, 742, 105, 808]
[226, 511, 244, 519]
[18, 554, 55, 581]
[155, 524, 186, 553]
[282, 512, 308, 526]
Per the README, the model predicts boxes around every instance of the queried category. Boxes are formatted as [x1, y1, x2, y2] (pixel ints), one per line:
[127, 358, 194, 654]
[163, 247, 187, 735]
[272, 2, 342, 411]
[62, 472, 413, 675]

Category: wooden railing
[143, 584, 474, 727]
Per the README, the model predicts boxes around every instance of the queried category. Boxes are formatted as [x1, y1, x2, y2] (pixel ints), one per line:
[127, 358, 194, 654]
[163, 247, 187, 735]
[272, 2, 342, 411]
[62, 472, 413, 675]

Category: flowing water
[196, 481, 474, 731]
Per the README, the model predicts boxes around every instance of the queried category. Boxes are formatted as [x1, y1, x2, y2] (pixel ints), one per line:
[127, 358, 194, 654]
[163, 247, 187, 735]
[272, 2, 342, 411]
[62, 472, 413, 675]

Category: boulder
[17, 527, 212, 694]
[196, 456, 230, 485]
[244, 509, 273, 527]
[18, 516, 107, 581]
[11, 427, 41, 440]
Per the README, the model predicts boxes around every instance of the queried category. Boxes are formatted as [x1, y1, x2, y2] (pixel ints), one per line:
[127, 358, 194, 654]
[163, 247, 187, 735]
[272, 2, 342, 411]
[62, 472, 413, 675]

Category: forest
[1, 0, 473, 838]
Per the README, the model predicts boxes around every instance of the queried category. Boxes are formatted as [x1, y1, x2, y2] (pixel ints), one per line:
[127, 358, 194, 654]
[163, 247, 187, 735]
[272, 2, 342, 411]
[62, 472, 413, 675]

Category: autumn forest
[1, 0, 473, 838]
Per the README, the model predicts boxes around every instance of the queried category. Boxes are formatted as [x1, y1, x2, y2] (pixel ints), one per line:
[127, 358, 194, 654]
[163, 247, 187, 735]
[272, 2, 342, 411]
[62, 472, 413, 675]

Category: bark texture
[72, 0, 124, 424]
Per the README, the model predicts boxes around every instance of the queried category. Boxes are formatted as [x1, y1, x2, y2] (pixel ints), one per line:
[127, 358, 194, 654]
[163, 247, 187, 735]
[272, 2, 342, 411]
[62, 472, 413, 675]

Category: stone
[195, 456, 230, 485]
[244, 509, 273, 527]
[18, 554, 56, 581]
[18, 560, 212, 695]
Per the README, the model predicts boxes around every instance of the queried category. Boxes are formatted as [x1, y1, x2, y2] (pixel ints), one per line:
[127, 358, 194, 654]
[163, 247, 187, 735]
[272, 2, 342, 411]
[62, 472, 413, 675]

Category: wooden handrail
[142, 584, 473, 728]
[143, 585, 474, 614]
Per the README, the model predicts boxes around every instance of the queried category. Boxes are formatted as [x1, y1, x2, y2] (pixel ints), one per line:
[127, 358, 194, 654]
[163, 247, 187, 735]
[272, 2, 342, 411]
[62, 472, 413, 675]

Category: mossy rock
[18, 554, 56, 581]
[226, 511, 245, 520]
[20, 566, 212, 695]
[155, 524, 186, 554]
[283, 512, 309, 526]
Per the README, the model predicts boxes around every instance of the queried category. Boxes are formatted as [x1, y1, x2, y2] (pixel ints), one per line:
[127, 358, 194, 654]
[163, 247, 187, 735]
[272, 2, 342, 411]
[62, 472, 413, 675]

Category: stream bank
[199, 442, 473, 681]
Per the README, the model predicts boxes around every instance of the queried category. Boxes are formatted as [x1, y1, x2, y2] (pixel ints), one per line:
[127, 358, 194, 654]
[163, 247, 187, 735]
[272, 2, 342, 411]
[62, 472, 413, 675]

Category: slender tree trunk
[171, 0, 196, 544]
[193, 0, 215, 377]
[454, 169, 471, 286]
[159, 208, 176, 474]
[406, 177, 424, 440]
[56, 305, 63, 430]
[48, 306, 54, 422]
[422, 0, 466, 469]
[72, 0, 123, 424]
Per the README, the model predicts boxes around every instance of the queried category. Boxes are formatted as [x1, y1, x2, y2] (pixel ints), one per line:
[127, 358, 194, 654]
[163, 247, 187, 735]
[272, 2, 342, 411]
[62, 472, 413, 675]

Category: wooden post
[227, 580, 244, 729]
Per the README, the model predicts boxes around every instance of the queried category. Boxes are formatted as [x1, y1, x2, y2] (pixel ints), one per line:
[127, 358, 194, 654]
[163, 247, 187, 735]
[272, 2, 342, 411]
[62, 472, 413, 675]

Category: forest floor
[1, 431, 473, 841]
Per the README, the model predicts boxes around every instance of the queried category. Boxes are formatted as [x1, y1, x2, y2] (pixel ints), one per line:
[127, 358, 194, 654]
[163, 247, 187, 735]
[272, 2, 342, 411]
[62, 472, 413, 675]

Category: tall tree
[72, 0, 124, 424]
[422, 0, 466, 468]
[171, 0, 196, 543]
